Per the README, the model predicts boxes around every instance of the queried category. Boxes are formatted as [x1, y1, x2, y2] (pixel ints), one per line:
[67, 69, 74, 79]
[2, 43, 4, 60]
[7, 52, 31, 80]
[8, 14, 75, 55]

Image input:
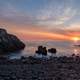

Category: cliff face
[0, 28, 25, 53]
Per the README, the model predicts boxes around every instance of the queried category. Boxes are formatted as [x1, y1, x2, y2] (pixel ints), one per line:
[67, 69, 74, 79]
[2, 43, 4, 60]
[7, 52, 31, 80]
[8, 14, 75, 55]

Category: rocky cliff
[0, 28, 25, 53]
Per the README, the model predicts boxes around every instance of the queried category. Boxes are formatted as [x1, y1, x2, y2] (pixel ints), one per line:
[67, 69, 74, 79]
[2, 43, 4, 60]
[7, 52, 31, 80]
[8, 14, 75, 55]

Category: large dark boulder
[0, 28, 25, 53]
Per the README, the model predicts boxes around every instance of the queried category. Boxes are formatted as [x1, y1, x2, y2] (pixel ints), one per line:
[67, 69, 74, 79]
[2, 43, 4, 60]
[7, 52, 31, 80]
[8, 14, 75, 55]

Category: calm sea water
[2, 40, 80, 59]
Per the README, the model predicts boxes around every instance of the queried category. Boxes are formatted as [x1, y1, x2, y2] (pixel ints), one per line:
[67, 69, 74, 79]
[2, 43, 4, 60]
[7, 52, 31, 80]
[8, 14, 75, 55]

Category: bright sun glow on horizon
[72, 37, 80, 42]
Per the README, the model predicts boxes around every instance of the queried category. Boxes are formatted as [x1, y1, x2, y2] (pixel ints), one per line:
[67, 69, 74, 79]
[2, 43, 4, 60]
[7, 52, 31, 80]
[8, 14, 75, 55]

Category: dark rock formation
[0, 28, 25, 54]
[36, 46, 47, 56]
[48, 48, 57, 54]
[74, 45, 80, 47]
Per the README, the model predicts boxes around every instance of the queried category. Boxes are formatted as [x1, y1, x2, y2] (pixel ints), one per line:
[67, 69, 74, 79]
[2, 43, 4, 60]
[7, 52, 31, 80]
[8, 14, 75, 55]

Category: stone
[0, 28, 25, 54]
[35, 46, 47, 56]
[48, 48, 57, 54]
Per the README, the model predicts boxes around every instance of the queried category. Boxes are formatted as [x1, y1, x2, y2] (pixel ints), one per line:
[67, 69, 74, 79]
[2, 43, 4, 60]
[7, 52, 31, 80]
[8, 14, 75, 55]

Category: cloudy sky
[0, 0, 80, 41]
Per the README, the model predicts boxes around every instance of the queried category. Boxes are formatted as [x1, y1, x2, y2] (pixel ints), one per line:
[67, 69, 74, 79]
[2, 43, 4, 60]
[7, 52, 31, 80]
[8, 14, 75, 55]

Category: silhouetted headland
[0, 28, 25, 54]
[74, 44, 80, 47]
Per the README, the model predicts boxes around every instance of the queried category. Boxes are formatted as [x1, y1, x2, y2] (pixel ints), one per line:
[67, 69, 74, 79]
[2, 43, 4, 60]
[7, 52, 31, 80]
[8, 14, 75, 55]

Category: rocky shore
[0, 28, 80, 80]
[0, 56, 80, 80]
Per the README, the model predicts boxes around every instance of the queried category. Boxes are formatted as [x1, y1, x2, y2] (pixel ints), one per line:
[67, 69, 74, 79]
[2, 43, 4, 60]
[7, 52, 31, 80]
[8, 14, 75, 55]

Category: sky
[0, 0, 80, 41]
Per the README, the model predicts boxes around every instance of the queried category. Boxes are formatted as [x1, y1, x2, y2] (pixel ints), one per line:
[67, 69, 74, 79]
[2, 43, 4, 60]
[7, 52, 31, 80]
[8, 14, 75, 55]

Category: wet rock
[48, 48, 57, 54]
[0, 28, 25, 54]
[36, 46, 47, 56]
[36, 46, 43, 55]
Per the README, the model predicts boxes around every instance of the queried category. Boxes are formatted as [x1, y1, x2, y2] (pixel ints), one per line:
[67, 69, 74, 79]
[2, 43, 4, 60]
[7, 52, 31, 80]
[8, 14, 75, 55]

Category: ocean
[2, 40, 80, 59]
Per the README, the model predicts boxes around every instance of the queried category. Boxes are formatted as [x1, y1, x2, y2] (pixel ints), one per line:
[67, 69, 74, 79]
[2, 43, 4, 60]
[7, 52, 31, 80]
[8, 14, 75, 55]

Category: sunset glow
[72, 37, 80, 42]
[0, 0, 80, 41]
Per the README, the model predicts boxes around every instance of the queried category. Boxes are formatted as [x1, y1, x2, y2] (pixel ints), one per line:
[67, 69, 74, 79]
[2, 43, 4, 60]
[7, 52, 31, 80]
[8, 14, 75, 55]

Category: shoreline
[0, 56, 80, 80]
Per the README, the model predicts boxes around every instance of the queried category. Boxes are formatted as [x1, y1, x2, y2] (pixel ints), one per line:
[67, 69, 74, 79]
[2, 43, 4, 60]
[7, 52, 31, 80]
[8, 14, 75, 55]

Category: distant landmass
[0, 28, 25, 54]
[74, 45, 80, 47]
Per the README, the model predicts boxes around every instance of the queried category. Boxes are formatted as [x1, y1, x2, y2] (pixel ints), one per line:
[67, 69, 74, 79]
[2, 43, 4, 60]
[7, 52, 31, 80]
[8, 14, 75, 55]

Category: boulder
[0, 28, 25, 54]
[36, 46, 47, 56]
[48, 48, 57, 54]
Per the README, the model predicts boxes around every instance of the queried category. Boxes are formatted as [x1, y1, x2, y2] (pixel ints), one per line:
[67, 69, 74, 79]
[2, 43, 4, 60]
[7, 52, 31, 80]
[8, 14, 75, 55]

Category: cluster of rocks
[35, 45, 57, 56]
[0, 28, 25, 54]
[0, 56, 80, 80]
[36, 46, 47, 55]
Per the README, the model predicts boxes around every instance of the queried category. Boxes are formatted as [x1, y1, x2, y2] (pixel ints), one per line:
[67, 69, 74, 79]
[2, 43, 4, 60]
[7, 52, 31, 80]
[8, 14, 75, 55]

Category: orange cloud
[11, 28, 71, 41]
